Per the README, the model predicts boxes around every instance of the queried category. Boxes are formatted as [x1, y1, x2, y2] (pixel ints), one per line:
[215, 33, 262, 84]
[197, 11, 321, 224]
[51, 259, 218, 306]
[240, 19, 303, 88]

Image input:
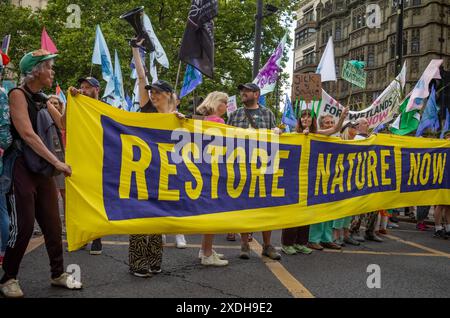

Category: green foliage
[1, 0, 298, 117]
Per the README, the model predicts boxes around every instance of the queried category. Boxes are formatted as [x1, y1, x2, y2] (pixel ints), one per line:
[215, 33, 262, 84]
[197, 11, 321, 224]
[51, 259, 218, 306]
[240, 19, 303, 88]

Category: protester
[67, 77, 103, 255]
[226, 83, 281, 260]
[349, 118, 383, 243]
[0, 50, 82, 298]
[0, 52, 13, 266]
[127, 40, 175, 277]
[283, 106, 348, 254]
[306, 115, 342, 252]
[433, 130, 450, 238]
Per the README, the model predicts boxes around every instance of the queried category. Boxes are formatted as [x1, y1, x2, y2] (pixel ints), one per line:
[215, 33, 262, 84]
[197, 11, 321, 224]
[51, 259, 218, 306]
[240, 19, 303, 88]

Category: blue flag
[180, 64, 202, 98]
[282, 93, 297, 129]
[258, 95, 266, 107]
[440, 108, 450, 139]
[416, 85, 440, 137]
[125, 94, 133, 112]
[92, 25, 113, 82]
[112, 50, 126, 108]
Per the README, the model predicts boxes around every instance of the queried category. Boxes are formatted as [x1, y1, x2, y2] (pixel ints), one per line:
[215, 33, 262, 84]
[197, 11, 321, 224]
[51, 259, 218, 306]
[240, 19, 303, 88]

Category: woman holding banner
[281, 106, 348, 255]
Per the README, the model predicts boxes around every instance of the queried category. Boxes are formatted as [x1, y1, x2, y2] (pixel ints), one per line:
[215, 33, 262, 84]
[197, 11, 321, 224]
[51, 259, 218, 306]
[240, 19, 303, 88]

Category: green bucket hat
[443, 130, 450, 138]
[19, 49, 58, 75]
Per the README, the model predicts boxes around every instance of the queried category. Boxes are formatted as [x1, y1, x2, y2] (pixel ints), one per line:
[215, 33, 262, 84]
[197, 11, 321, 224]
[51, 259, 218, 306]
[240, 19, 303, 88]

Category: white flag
[316, 36, 336, 82]
[143, 14, 169, 69]
[227, 95, 237, 117]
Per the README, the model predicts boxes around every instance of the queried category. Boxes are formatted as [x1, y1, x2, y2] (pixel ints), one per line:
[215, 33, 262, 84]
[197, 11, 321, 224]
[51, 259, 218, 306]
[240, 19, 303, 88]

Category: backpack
[18, 87, 64, 177]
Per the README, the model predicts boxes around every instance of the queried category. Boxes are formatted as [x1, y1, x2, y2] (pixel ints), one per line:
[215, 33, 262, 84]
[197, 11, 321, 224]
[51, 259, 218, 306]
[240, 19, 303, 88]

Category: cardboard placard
[292, 73, 322, 103]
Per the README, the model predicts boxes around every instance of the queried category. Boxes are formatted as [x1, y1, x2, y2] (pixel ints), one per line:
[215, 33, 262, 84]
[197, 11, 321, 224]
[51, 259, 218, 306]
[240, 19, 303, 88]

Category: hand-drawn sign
[292, 73, 322, 103]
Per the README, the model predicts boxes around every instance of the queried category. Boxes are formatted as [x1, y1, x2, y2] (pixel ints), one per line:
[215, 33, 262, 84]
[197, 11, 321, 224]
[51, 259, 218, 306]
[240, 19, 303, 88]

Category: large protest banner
[66, 95, 450, 250]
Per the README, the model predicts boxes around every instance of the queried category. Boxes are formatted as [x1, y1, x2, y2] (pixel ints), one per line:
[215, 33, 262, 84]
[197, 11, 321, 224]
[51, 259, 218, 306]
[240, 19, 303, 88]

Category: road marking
[248, 239, 315, 298]
[25, 236, 45, 255]
[383, 234, 450, 258]
[322, 249, 442, 257]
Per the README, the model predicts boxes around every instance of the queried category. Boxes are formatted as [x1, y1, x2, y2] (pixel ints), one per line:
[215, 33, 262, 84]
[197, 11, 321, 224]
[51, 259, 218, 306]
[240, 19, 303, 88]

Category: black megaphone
[120, 6, 155, 53]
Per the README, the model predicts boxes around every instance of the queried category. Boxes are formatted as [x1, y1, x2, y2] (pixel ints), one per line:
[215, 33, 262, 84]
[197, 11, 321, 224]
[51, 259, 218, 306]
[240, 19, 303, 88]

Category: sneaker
[307, 242, 324, 251]
[387, 222, 399, 229]
[51, 273, 83, 289]
[239, 243, 250, 259]
[321, 242, 342, 250]
[175, 234, 187, 249]
[281, 245, 297, 255]
[130, 269, 152, 278]
[198, 249, 225, 259]
[433, 229, 448, 239]
[262, 245, 281, 260]
[90, 239, 102, 255]
[365, 234, 384, 242]
[150, 267, 162, 274]
[0, 279, 24, 298]
[226, 233, 236, 241]
[344, 237, 360, 246]
[162, 234, 166, 245]
[201, 253, 229, 266]
[293, 244, 312, 254]
[351, 232, 366, 242]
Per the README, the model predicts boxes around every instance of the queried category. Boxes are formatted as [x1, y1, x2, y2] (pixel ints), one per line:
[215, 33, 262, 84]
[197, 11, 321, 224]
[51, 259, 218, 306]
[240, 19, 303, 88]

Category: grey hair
[20, 59, 54, 86]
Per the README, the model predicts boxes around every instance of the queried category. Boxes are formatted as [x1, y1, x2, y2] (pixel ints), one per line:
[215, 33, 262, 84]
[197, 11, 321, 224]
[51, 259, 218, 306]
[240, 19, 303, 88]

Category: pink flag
[41, 27, 58, 54]
[406, 59, 443, 112]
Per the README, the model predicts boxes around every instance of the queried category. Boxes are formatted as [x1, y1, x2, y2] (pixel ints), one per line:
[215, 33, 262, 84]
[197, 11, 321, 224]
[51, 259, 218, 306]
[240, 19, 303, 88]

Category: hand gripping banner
[66, 95, 450, 250]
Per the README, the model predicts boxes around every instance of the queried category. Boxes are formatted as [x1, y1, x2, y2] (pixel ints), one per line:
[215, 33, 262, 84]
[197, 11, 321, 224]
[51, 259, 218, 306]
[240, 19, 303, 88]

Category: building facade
[10, 0, 47, 9]
[293, 0, 450, 110]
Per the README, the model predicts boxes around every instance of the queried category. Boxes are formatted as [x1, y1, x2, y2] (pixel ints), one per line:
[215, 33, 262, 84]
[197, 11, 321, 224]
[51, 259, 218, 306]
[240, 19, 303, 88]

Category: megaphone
[120, 6, 155, 53]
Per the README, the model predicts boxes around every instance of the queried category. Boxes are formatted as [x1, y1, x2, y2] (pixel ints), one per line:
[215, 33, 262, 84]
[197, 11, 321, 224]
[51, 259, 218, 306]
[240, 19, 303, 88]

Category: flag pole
[174, 60, 182, 93]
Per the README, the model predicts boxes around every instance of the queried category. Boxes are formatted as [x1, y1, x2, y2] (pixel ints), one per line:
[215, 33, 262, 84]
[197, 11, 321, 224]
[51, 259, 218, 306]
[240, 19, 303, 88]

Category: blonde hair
[341, 127, 352, 140]
[196, 91, 228, 116]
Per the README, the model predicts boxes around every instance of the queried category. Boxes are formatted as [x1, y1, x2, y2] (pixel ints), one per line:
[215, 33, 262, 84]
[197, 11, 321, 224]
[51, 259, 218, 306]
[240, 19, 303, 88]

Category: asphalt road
[5, 222, 450, 298]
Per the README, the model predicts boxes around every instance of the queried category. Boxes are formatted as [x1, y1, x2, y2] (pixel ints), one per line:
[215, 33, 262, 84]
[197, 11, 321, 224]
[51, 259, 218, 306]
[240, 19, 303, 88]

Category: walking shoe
[433, 229, 448, 239]
[344, 237, 360, 246]
[281, 245, 297, 255]
[351, 232, 366, 242]
[201, 253, 229, 266]
[365, 234, 384, 242]
[198, 249, 225, 259]
[321, 242, 342, 250]
[162, 234, 166, 245]
[0, 279, 24, 298]
[51, 273, 83, 289]
[333, 239, 345, 247]
[130, 269, 152, 278]
[307, 242, 324, 251]
[262, 245, 281, 260]
[150, 266, 162, 274]
[293, 244, 312, 254]
[90, 239, 102, 255]
[226, 233, 236, 241]
[387, 222, 399, 229]
[239, 243, 250, 259]
[175, 234, 187, 249]
[416, 223, 428, 231]
[378, 229, 388, 235]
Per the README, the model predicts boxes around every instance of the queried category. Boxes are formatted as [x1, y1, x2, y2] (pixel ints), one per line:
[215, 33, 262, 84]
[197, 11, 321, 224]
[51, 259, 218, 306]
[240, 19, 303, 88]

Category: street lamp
[252, 1, 279, 79]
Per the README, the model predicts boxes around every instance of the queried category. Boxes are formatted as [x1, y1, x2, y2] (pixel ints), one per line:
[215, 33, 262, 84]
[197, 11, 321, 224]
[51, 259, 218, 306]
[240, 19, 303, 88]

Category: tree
[1, 0, 298, 118]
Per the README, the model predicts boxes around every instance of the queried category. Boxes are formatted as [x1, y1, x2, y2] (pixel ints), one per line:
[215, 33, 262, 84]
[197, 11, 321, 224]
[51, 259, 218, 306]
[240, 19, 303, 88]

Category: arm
[317, 107, 349, 136]
[9, 90, 71, 176]
[131, 44, 150, 108]
[46, 100, 64, 130]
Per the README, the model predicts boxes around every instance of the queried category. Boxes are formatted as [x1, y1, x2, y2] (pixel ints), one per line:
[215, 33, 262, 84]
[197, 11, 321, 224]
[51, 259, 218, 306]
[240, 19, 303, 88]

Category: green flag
[390, 97, 420, 135]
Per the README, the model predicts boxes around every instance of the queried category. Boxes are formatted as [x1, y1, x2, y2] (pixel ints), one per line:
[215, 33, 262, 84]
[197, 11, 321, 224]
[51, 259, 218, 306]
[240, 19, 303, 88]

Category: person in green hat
[0, 49, 82, 298]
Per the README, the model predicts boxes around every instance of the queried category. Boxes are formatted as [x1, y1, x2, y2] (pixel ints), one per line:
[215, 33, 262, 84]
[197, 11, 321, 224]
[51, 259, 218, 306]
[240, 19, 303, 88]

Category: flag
[179, 0, 218, 78]
[56, 84, 67, 105]
[440, 108, 450, 139]
[41, 27, 58, 54]
[258, 95, 266, 107]
[282, 94, 297, 129]
[143, 13, 169, 69]
[130, 47, 146, 80]
[226, 95, 237, 117]
[390, 97, 420, 135]
[180, 64, 203, 98]
[149, 52, 158, 84]
[416, 85, 440, 136]
[131, 78, 141, 112]
[316, 36, 336, 82]
[92, 25, 113, 82]
[253, 32, 287, 96]
[406, 59, 443, 112]
[111, 50, 126, 109]
[1, 35, 11, 55]
[125, 94, 132, 112]
[372, 123, 385, 134]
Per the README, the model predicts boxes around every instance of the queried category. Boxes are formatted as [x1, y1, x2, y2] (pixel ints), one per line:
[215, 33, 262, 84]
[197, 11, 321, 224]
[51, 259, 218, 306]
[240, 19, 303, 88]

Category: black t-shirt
[140, 100, 158, 113]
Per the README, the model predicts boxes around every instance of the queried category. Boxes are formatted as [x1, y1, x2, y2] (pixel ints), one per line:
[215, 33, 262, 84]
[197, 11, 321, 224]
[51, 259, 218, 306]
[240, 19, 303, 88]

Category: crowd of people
[0, 46, 449, 298]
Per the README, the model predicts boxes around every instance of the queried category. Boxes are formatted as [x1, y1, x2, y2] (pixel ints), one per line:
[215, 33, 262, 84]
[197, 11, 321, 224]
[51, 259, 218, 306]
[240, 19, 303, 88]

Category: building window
[335, 22, 342, 41]
[303, 6, 315, 22]
[411, 29, 420, 54]
[367, 45, 375, 67]
[390, 35, 396, 59]
[303, 47, 316, 65]
[411, 58, 420, 73]
[403, 31, 408, 56]
[295, 28, 316, 48]
[412, 0, 421, 5]
[367, 71, 374, 85]
[352, 6, 366, 31]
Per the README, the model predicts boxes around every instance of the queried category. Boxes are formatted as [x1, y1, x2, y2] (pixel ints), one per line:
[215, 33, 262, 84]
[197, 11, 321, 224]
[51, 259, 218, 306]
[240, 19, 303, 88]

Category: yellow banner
[66, 94, 450, 251]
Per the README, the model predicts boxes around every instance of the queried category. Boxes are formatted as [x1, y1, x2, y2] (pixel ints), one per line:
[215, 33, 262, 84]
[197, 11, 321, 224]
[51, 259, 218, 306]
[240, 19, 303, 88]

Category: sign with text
[342, 60, 367, 88]
[292, 73, 322, 103]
